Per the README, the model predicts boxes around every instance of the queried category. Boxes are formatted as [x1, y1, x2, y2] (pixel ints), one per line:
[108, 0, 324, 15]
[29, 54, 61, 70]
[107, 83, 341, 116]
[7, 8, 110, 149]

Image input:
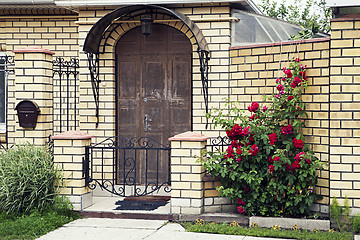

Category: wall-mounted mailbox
[15, 100, 40, 129]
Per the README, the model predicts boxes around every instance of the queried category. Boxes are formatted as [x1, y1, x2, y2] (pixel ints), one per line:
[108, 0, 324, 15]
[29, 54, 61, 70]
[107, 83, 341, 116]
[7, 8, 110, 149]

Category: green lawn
[181, 221, 354, 240]
[0, 210, 79, 240]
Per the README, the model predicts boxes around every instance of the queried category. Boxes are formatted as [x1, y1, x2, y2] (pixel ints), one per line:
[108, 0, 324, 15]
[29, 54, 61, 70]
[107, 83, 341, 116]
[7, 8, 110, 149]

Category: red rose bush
[202, 59, 324, 217]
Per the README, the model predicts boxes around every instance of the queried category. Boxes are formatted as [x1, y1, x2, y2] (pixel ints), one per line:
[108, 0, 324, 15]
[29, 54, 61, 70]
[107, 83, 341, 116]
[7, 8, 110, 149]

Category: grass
[181, 221, 354, 240]
[0, 210, 80, 240]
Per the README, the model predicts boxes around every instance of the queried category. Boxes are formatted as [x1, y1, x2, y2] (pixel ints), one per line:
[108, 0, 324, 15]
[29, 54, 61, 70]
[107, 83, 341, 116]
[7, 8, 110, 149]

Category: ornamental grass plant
[202, 58, 324, 217]
[0, 144, 62, 214]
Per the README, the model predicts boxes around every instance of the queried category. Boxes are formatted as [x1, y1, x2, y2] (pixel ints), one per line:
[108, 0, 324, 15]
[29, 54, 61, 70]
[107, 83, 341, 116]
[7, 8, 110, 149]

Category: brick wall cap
[51, 131, 94, 140]
[230, 37, 330, 50]
[169, 131, 209, 141]
[331, 14, 360, 22]
[12, 46, 55, 55]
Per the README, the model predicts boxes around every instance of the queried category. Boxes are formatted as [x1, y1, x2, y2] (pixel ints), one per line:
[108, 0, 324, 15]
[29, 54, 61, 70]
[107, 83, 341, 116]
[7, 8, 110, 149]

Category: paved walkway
[36, 218, 291, 240]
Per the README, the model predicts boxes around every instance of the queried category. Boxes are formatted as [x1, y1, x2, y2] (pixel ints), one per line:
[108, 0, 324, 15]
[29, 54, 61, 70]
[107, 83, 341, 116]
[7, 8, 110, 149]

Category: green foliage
[181, 221, 353, 240]
[330, 196, 351, 232]
[259, 0, 331, 39]
[201, 59, 325, 217]
[0, 208, 80, 240]
[351, 215, 360, 234]
[0, 144, 63, 214]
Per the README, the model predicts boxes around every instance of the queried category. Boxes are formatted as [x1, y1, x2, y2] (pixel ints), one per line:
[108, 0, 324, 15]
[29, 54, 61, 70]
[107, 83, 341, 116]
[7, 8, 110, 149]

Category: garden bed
[181, 220, 353, 240]
[250, 216, 330, 231]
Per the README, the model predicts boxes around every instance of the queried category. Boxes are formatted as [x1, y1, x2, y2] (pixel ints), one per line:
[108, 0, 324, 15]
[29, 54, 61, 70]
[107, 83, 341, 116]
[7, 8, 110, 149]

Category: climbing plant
[201, 58, 324, 217]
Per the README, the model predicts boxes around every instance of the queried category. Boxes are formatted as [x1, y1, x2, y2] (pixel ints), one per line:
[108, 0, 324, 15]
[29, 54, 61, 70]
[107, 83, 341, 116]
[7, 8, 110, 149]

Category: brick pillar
[169, 131, 209, 217]
[51, 131, 94, 211]
[329, 15, 360, 213]
[9, 47, 54, 146]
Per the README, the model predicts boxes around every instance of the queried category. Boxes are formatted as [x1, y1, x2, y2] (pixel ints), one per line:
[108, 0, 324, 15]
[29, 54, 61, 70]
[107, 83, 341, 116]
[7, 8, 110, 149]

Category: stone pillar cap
[12, 46, 55, 55]
[169, 131, 209, 141]
[51, 131, 94, 140]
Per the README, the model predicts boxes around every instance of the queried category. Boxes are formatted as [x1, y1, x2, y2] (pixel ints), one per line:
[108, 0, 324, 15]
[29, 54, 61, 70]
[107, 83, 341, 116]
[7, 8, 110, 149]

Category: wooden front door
[116, 25, 192, 184]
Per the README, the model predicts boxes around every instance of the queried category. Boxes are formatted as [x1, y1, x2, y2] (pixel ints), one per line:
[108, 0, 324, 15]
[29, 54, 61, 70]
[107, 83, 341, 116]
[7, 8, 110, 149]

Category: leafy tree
[259, 0, 331, 39]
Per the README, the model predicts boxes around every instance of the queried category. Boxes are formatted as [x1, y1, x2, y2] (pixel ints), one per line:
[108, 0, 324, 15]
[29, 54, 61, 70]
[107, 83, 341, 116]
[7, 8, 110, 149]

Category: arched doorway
[115, 24, 192, 184]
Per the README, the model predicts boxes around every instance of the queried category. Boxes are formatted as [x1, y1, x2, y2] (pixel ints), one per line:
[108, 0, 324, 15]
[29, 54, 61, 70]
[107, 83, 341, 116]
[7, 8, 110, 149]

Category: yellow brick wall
[230, 38, 330, 212]
[77, 4, 232, 147]
[0, 11, 79, 144]
[329, 16, 360, 212]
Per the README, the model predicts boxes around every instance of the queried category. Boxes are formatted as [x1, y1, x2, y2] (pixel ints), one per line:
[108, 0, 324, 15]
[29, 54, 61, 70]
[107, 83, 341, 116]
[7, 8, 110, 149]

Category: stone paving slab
[37, 227, 155, 240]
[146, 223, 291, 240]
[36, 218, 294, 240]
[64, 218, 166, 229]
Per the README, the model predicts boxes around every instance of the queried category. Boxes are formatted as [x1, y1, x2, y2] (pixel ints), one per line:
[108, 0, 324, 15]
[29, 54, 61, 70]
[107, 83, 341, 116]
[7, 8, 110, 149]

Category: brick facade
[1, 4, 360, 214]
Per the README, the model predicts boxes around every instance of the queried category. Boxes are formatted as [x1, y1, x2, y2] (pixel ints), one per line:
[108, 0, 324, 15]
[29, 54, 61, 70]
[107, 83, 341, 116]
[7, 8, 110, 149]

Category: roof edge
[0, 0, 55, 5]
[55, 0, 250, 7]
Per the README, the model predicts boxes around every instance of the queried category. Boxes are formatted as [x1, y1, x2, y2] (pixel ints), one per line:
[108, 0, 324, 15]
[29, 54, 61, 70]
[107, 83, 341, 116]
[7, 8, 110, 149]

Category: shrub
[330, 196, 351, 232]
[0, 144, 62, 214]
[202, 59, 324, 217]
[352, 214, 360, 234]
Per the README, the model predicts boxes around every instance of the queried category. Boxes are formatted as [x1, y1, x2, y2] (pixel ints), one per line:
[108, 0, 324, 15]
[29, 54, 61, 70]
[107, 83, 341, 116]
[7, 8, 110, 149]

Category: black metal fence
[0, 55, 14, 146]
[83, 136, 171, 197]
[206, 136, 231, 153]
[52, 57, 79, 133]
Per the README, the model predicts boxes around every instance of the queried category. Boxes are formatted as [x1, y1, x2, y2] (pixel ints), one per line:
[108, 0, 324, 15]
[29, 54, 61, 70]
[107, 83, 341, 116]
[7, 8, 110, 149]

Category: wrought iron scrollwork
[198, 49, 210, 128]
[0, 55, 14, 74]
[52, 57, 79, 132]
[206, 136, 231, 153]
[83, 136, 171, 197]
[86, 53, 100, 128]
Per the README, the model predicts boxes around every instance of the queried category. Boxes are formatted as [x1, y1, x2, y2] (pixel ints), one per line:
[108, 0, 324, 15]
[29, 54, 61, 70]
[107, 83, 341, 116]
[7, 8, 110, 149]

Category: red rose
[273, 156, 280, 162]
[268, 132, 277, 145]
[248, 102, 259, 112]
[231, 140, 241, 148]
[291, 77, 302, 88]
[237, 206, 246, 214]
[285, 163, 291, 171]
[269, 165, 275, 172]
[295, 58, 300, 62]
[236, 147, 242, 155]
[287, 96, 294, 101]
[294, 152, 305, 161]
[291, 160, 300, 172]
[249, 144, 259, 156]
[250, 114, 259, 121]
[269, 156, 280, 163]
[224, 145, 235, 159]
[283, 68, 293, 78]
[263, 106, 267, 112]
[306, 158, 311, 164]
[237, 198, 245, 206]
[292, 138, 304, 149]
[242, 126, 251, 136]
[276, 84, 284, 92]
[281, 125, 293, 135]
[227, 124, 243, 140]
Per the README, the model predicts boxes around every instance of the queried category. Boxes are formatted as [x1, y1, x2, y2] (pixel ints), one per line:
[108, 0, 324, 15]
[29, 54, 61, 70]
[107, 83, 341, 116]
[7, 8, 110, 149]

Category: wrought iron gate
[83, 136, 171, 197]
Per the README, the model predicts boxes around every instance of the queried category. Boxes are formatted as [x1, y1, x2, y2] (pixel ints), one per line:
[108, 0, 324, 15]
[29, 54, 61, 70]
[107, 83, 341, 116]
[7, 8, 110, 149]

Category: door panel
[117, 55, 140, 139]
[116, 25, 191, 185]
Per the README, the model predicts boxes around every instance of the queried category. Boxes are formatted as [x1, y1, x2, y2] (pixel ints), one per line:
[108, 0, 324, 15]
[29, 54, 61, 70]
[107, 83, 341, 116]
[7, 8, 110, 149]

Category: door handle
[144, 114, 148, 132]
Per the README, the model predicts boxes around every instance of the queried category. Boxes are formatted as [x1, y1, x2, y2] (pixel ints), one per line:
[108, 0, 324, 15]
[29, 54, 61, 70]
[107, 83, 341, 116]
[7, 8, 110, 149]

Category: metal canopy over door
[116, 24, 192, 185]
